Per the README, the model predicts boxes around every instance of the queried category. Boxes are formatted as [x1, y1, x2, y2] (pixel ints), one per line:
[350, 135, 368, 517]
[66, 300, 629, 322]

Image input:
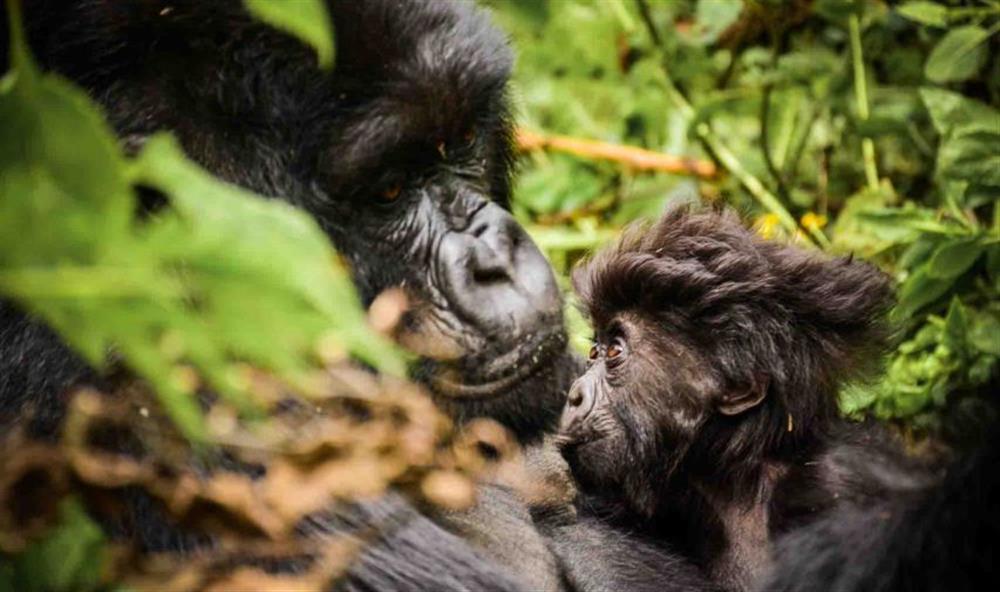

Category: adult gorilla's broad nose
[468, 208, 516, 285]
[447, 202, 562, 339]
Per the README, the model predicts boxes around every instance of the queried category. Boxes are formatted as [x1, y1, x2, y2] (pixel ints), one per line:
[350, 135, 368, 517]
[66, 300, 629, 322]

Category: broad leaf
[244, 0, 335, 69]
[942, 297, 968, 353]
[897, 1, 949, 28]
[895, 265, 956, 319]
[969, 311, 1000, 355]
[919, 88, 1000, 138]
[924, 26, 989, 83]
[937, 132, 1000, 187]
[927, 237, 984, 279]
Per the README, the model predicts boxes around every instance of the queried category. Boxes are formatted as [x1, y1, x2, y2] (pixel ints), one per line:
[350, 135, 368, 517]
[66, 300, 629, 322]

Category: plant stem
[849, 10, 879, 192]
[696, 122, 800, 236]
[761, 85, 790, 202]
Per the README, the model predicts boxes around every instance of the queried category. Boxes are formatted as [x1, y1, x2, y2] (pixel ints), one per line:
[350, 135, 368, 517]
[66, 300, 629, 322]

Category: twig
[516, 129, 717, 179]
[848, 10, 879, 191]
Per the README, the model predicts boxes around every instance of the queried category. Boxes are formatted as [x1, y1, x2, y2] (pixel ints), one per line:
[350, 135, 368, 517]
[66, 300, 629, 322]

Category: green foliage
[0, 499, 111, 592]
[243, 0, 335, 68]
[0, 0, 400, 442]
[487, 0, 999, 427]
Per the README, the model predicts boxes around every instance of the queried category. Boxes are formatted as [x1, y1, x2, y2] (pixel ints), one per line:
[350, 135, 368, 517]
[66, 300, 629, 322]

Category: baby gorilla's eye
[463, 128, 477, 145]
[381, 183, 402, 202]
[588, 344, 600, 360]
[607, 340, 624, 360]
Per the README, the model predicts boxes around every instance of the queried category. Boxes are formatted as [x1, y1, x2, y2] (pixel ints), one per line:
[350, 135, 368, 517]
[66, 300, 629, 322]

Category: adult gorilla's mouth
[420, 324, 567, 399]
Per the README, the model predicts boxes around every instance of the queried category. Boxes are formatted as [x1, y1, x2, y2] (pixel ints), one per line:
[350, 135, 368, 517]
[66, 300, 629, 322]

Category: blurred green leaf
[920, 87, 1000, 137]
[7, 498, 107, 592]
[896, 1, 949, 28]
[1, 5, 401, 442]
[924, 25, 990, 83]
[687, 0, 744, 45]
[937, 133, 1000, 187]
[927, 237, 984, 279]
[969, 311, 1000, 355]
[244, 0, 335, 69]
[942, 297, 968, 352]
[896, 264, 956, 319]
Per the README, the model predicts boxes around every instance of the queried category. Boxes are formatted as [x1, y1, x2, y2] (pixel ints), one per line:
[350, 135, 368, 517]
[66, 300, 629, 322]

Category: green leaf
[244, 0, 335, 69]
[987, 245, 1000, 291]
[969, 311, 1000, 355]
[839, 381, 882, 415]
[895, 265, 956, 319]
[688, 0, 744, 45]
[942, 297, 968, 353]
[10, 498, 106, 592]
[896, 1, 949, 27]
[937, 132, 1000, 187]
[924, 26, 990, 83]
[919, 88, 1000, 138]
[927, 237, 984, 279]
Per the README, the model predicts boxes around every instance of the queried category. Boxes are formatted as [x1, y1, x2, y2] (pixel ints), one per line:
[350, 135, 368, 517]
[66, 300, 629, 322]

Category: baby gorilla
[557, 205, 913, 591]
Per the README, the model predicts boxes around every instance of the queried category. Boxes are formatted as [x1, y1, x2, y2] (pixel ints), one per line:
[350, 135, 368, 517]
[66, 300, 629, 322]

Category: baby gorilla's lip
[553, 431, 605, 453]
[429, 326, 566, 399]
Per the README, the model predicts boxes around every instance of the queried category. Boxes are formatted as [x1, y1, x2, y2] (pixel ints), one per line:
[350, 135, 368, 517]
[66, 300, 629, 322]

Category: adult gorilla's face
[314, 2, 569, 432]
[19, 0, 571, 437]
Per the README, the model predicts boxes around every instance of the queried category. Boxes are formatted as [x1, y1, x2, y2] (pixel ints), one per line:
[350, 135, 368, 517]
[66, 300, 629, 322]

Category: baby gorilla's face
[555, 314, 715, 515]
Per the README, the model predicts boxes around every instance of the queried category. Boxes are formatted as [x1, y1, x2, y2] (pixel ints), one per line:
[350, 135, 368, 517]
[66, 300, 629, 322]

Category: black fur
[545, 517, 718, 592]
[763, 427, 1000, 591]
[559, 205, 923, 590]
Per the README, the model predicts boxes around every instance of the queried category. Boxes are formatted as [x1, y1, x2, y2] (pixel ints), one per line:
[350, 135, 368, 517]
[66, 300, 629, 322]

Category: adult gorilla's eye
[588, 344, 600, 360]
[382, 183, 402, 202]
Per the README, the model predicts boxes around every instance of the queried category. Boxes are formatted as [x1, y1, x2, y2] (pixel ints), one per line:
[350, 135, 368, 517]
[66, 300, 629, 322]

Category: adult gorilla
[1, 1, 693, 591]
[0, 0, 571, 588]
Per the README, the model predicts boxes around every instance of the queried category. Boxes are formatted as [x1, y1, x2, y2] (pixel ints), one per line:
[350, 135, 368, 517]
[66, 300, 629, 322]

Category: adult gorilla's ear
[716, 376, 768, 416]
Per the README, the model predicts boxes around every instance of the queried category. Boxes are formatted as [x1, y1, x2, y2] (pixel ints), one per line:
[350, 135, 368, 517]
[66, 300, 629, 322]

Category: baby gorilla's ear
[717, 376, 769, 416]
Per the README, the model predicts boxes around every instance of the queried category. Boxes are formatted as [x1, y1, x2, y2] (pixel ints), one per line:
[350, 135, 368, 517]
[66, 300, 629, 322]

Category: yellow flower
[754, 213, 781, 239]
[800, 212, 828, 231]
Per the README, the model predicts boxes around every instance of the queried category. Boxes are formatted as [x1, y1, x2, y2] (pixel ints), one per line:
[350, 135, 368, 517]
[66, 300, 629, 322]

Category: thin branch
[516, 129, 717, 178]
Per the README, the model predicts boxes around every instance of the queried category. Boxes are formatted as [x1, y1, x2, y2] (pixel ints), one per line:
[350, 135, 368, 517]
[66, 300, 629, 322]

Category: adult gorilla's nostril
[468, 207, 516, 285]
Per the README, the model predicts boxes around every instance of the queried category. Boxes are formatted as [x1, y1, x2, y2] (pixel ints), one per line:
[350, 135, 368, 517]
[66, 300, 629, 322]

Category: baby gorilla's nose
[560, 378, 596, 434]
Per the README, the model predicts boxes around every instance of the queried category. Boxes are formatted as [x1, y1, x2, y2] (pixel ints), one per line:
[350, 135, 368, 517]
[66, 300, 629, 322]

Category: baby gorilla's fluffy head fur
[562, 204, 895, 515]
